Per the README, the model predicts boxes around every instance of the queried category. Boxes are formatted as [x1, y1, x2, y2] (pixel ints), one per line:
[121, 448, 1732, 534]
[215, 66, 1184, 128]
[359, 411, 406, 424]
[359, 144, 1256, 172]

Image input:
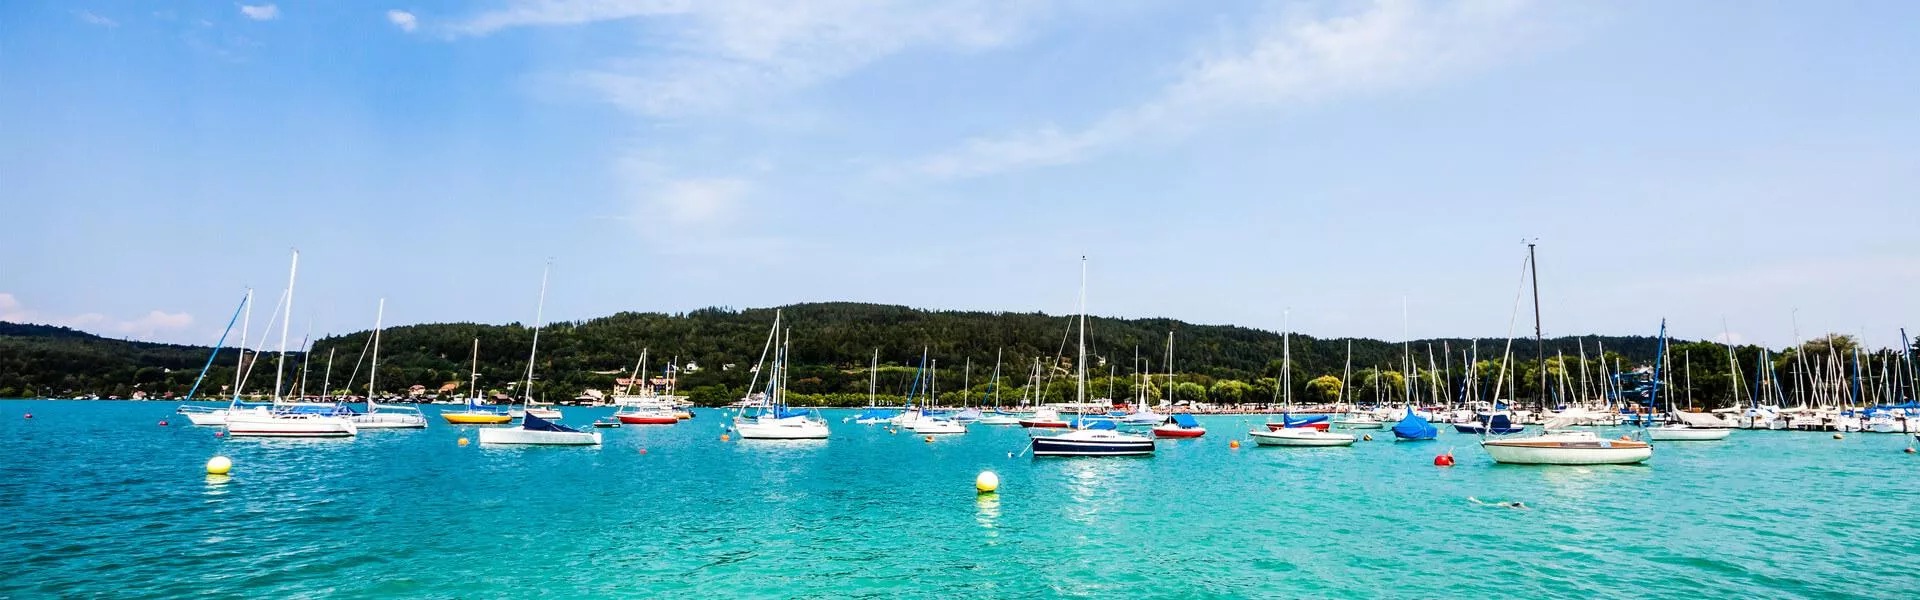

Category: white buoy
[975, 471, 999, 494]
[206, 456, 233, 475]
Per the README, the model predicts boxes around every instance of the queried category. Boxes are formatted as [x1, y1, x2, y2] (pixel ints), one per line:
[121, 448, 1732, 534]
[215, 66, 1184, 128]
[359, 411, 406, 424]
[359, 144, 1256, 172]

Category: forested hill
[2, 302, 1690, 403]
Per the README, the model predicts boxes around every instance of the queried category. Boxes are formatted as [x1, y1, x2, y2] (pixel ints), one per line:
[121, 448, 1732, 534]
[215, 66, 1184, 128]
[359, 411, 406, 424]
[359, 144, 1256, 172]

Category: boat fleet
[164, 250, 1917, 463]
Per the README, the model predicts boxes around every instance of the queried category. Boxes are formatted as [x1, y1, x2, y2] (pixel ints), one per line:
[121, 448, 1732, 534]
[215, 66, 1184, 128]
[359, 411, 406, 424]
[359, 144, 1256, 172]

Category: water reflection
[976, 493, 1001, 539]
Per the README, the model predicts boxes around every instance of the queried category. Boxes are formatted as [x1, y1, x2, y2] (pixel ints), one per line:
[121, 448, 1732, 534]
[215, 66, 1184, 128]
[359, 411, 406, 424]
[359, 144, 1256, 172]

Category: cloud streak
[900, 0, 1568, 180]
[239, 4, 280, 21]
[1, 293, 195, 341]
[76, 11, 119, 28]
[387, 9, 418, 32]
[452, 0, 1046, 118]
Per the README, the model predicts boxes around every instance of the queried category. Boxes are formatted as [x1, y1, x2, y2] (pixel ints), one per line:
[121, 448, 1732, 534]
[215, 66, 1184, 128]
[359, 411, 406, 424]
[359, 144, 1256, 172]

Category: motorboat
[1150, 413, 1206, 438]
[1018, 407, 1070, 428]
[1646, 424, 1730, 441]
[478, 412, 601, 445]
[910, 416, 967, 435]
[1248, 427, 1356, 447]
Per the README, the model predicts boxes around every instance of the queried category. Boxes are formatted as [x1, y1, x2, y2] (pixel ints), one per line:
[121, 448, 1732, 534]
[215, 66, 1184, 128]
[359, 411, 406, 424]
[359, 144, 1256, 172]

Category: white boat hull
[1334, 420, 1383, 429]
[351, 414, 429, 429]
[736, 418, 831, 439]
[184, 411, 228, 426]
[1646, 426, 1730, 441]
[225, 413, 358, 438]
[911, 420, 967, 435]
[477, 427, 601, 445]
[1248, 429, 1356, 447]
[978, 416, 1022, 425]
[1482, 432, 1651, 465]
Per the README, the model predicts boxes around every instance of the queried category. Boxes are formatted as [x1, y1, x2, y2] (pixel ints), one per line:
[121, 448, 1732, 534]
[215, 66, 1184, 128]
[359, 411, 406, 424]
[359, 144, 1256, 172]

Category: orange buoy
[720, 434, 730, 442]
[1619, 435, 1632, 441]
[1229, 440, 1241, 449]
[1362, 434, 1373, 441]
[640, 448, 648, 454]
[457, 437, 469, 446]
[1434, 453, 1455, 467]
[924, 436, 934, 443]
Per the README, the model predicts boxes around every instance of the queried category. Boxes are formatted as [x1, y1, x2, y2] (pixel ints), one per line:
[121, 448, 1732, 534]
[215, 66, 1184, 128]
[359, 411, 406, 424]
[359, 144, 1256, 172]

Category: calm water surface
[2, 401, 1916, 598]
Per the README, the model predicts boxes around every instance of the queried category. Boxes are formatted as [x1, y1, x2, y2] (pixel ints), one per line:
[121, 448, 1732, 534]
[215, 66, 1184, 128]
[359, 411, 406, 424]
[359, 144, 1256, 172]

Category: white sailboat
[226, 250, 358, 438]
[911, 359, 968, 435]
[734, 312, 831, 440]
[480, 262, 597, 445]
[1030, 257, 1155, 457]
[1481, 244, 1649, 465]
[1647, 344, 1727, 441]
[176, 290, 251, 426]
[1250, 313, 1355, 447]
[350, 299, 427, 429]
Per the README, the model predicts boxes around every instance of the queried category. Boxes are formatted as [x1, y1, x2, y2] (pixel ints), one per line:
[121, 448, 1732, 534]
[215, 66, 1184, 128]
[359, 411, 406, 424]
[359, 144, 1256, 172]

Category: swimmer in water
[1468, 496, 1528, 509]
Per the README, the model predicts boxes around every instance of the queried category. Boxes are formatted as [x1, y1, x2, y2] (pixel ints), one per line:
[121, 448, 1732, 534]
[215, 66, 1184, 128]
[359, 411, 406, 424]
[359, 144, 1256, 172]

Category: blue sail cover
[1392, 412, 1438, 440]
[1171, 414, 1200, 428]
[1069, 417, 1118, 430]
[855, 408, 898, 420]
[1283, 414, 1328, 427]
[523, 412, 582, 433]
[772, 407, 811, 419]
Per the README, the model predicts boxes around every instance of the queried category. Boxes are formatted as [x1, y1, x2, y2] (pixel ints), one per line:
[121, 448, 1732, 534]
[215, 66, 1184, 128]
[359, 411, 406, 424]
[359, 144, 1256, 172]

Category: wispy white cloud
[614, 156, 752, 226]
[452, 0, 1046, 118]
[1, 293, 195, 341]
[387, 9, 418, 32]
[898, 0, 1574, 180]
[239, 4, 280, 21]
[76, 11, 119, 28]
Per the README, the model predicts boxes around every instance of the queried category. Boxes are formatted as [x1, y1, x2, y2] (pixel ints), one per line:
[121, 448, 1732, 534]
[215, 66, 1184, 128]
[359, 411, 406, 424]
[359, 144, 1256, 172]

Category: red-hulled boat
[1151, 414, 1207, 438]
[617, 411, 678, 425]
[1018, 407, 1069, 428]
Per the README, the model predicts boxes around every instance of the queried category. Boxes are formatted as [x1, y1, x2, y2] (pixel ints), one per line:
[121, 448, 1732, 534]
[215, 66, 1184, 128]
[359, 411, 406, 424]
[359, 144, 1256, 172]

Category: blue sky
[3, 0, 1916, 350]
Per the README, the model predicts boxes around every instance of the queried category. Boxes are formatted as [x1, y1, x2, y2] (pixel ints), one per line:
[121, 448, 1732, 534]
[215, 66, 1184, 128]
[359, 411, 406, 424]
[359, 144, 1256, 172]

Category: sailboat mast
[273, 250, 299, 402]
[869, 349, 879, 407]
[1076, 256, 1087, 406]
[231, 288, 253, 405]
[991, 348, 1003, 409]
[1283, 309, 1292, 408]
[1527, 241, 1544, 411]
[521, 262, 551, 405]
[320, 348, 335, 402]
[469, 338, 480, 407]
[370, 298, 385, 406]
[1165, 331, 1175, 410]
[1340, 340, 1352, 408]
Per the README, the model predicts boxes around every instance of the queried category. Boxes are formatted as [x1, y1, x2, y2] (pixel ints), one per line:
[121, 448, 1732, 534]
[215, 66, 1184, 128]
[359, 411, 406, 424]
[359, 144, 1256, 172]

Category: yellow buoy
[205, 456, 232, 475]
[1833, 433, 1844, 440]
[1362, 434, 1373, 441]
[975, 471, 999, 493]
[457, 437, 470, 446]
[924, 436, 934, 443]
[1229, 440, 1240, 449]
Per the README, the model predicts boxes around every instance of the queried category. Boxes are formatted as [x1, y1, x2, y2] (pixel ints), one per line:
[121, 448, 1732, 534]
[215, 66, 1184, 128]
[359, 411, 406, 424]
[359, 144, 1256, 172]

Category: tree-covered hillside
[5, 303, 1914, 409]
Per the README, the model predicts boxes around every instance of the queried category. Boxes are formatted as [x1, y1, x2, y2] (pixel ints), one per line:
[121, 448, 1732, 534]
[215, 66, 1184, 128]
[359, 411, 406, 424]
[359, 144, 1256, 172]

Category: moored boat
[1248, 427, 1356, 447]
[1151, 413, 1206, 438]
[478, 412, 601, 445]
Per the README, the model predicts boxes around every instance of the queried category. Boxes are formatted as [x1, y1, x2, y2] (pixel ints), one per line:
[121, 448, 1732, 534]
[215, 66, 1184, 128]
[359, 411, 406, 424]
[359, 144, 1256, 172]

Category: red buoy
[23, 413, 32, 419]
[1434, 453, 1455, 467]
[159, 420, 170, 426]
[214, 431, 225, 438]
[639, 448, 648, 455]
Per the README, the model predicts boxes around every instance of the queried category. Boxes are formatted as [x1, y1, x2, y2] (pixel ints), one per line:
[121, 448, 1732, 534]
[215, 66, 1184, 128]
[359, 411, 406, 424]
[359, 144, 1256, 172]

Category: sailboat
[349, 299, 427, 429]
[910, 358, 968, 435]
[853, 349, 900, 424]
[734, 312, 831, 440]
[505, 264, 562, 422]
[225, 250, 358, 438]
[1030, 258, 1155, 457]
[1646, 325, 1729, 441]
[1123, 334, 1173, 426]
[479, 262, 599, 446]
[1249, 317, 1354, 447]
[443, 339, 514, 424]
[1150, 334, 1205, 438]
[1481, 243, 1651, 465]
[175, 290, 251, 426]
[613, 349, 678, 424]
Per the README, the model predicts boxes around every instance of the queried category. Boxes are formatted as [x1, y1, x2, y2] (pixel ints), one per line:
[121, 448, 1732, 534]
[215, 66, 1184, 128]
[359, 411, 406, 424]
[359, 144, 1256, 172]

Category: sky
[2, 0, 1916, 351]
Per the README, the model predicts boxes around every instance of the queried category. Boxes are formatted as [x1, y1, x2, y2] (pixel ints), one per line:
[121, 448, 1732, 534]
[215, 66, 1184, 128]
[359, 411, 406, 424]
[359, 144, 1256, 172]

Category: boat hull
[1248, 429, 1355, 447]
[1482, 440, 1652, 465]
[1031, 436, 1155, 456]
[911, 421, 967, 434]
[477, 428, 602, 445]
[443, 412, 513, 425]
[1334, 420, 1383, 429]
[736, 420, 830, 439]
[978, 416, 1022, 425]
[183, 411, 228, 426]
[616, 415, 679, 425]
[1020, 420, 1070, 428]
[1646, 427, 1731, 441]
[1151, 426, 1206, 438]
[225, 415, 358, 438]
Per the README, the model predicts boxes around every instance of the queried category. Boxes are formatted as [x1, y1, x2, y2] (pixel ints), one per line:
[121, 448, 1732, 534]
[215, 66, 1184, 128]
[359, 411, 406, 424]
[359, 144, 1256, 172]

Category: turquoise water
[2, 400, 1916, 599]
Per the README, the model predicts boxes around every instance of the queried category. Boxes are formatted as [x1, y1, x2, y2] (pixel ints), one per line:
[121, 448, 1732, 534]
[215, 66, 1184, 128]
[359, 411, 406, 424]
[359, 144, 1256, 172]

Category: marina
[4, 400, 1918, 598]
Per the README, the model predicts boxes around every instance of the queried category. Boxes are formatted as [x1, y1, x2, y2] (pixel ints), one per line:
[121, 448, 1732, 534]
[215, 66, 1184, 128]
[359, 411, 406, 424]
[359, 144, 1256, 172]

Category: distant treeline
[4, 303, 1916, 408]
